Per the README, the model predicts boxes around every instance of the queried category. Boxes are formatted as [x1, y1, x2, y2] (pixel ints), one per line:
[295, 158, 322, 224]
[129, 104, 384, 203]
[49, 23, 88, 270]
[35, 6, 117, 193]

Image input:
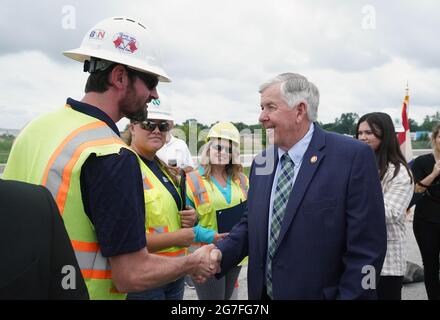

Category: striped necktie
[266, 153, 295, 299]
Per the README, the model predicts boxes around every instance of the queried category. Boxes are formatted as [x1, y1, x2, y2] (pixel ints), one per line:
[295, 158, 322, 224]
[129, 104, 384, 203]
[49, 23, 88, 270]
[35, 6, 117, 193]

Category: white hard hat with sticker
[63, 16, 171, 82]
[147, 93, 174, 121]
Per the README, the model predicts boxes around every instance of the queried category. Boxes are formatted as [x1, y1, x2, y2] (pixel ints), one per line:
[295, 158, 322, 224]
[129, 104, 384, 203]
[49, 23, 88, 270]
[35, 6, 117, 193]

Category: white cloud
[0, 0, 439, 130]
[0, 51, 88, 129]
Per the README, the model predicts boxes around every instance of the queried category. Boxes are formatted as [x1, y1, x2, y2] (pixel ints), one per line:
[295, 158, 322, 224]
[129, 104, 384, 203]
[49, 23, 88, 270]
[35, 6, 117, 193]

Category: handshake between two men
[188, 244, 223, 283]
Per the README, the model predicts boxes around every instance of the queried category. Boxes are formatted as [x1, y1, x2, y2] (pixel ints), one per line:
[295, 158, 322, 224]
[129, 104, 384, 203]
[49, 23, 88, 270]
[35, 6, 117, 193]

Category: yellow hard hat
[207, 122, 240, 145]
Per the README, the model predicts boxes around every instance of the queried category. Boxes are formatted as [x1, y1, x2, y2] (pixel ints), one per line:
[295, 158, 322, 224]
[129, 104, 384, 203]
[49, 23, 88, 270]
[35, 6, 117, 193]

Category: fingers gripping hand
[180, 207, 197, 228]
[191, 244, 221, 279]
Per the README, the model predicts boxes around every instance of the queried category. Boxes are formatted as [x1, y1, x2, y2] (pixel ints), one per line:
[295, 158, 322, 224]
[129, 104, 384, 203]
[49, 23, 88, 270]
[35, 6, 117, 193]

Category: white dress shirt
[266, 123, 314, 258]
[156, 135, 195, 169]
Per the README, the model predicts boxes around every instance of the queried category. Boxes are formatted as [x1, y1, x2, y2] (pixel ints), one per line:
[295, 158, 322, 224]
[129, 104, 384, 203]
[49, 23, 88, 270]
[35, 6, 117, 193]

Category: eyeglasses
[211, 144, 232, 153]
[139, 121, 170, 132]
[127, 68, 159, 90]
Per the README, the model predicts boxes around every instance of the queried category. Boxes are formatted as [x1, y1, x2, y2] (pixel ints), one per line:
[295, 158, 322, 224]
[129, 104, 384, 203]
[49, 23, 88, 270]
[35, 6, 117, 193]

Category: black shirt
[67, 98, 147, 257]
[411, 153, 440, 223]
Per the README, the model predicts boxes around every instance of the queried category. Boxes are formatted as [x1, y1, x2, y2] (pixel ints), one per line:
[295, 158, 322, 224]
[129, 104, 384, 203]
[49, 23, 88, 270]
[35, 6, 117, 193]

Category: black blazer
[0, 179, 89, 299]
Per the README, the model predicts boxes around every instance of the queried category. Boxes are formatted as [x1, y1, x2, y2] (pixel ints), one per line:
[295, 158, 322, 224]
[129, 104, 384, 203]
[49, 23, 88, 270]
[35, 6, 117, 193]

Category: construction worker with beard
[3, 17, 219, 300]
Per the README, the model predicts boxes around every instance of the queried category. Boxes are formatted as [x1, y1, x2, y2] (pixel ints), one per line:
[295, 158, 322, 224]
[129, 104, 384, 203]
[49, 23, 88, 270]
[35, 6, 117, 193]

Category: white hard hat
[63, 17, 171, 82]
[147, 93, 174, 121]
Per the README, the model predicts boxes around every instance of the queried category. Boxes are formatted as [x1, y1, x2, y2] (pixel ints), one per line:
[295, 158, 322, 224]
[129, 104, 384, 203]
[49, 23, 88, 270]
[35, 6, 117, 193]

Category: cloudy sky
[0, 0, 439, 131]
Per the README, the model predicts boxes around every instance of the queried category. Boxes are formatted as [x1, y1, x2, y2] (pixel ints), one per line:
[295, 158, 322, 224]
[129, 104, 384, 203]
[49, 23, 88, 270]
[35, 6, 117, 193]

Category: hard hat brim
[63, 48, 171, 83]
[207, 133, 240, 145]
[147, 112, 174, 121]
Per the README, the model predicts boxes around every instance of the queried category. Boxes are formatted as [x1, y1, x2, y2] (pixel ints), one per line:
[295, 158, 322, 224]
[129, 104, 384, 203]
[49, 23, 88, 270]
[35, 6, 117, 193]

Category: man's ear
[109, 65, 128, 90]
[295, 102, 307, 123]
[128, 123, 135, 134]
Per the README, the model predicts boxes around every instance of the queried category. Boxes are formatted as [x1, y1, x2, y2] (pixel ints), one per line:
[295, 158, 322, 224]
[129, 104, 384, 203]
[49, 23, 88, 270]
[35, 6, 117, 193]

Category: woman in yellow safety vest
[186, 122, 249, 300]
[125, 99, 221, 300]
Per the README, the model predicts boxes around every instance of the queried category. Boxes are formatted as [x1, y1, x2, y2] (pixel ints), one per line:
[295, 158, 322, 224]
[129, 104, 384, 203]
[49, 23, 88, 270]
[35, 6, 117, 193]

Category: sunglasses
[127, 68, 159, 90]
[139, 121, 170, 132]
[211, 144, 232, 153]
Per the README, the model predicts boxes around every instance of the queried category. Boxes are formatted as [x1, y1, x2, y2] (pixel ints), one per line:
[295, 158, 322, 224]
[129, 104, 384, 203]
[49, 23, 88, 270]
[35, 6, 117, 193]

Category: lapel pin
[310, 156, 318, 164]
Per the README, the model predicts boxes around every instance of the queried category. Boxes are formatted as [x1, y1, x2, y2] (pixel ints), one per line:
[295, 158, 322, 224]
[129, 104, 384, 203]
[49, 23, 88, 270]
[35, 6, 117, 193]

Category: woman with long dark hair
[411, 123, 440, 300]
[356, 112, 414, 300]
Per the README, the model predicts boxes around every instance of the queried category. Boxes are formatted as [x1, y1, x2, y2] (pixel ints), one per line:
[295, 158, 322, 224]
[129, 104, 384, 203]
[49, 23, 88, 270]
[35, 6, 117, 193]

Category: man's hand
[189, 244, 222, 283]
[180, 206, 197, 228]
[209, 246, 222, 272]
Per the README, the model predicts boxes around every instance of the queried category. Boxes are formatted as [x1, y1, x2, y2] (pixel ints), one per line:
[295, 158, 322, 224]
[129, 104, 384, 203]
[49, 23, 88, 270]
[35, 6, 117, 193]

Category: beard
[120, 80, 149, 122]
[126, 106, 148, 122]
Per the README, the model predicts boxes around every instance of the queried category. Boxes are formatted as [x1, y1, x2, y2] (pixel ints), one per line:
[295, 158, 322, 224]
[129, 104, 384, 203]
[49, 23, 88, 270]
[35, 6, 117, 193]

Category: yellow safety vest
[186, 169, 248, 255]
[3, 105, 144, 300]
[140, 160, 186, 257]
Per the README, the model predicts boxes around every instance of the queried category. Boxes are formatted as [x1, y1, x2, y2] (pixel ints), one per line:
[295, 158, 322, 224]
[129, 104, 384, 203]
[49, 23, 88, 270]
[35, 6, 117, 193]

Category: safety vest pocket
[195, 202, 216, 229]
[144, 189, 167, 227]
[196, 202, 213, 217]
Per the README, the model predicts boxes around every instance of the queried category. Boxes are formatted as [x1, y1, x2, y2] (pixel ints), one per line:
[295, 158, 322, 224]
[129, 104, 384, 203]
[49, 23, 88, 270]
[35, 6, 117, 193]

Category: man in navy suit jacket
[215, 73, 387, 299]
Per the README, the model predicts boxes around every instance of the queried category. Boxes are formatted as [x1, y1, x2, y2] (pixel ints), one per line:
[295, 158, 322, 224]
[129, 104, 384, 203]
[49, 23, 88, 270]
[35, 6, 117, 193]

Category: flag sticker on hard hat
[113, 33, 138, 54]
[89, 29, 106, 40]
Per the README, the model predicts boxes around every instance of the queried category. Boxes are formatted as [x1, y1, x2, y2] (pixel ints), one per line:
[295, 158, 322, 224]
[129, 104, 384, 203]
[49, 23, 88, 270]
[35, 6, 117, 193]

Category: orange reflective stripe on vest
[41, 122, 106, 186]
[155, 248, 186, 257]
[71, 240, 112, 280]
[148, 226, 169, 234]
[187, 172, 209, 206]
[81, 270, 113, 280]
[143, 177, 154, 190]
[71, 240, 100, 252]
[41, 121, 125, 215]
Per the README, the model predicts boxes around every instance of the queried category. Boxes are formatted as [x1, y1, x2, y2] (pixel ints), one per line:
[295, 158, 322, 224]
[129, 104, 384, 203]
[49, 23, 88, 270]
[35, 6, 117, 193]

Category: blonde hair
[199, 139, 243, 182]
[121, 126, 132, 145]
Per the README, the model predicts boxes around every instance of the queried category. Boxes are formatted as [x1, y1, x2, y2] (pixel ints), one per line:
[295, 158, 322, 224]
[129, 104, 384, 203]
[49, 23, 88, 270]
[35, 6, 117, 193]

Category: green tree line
[0, 134, 14, 163]
[1, 112, 439, 163]
[173, 112, 439, 150]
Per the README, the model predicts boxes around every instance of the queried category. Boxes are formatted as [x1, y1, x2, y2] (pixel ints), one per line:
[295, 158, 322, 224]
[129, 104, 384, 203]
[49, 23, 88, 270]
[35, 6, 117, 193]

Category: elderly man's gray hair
[259, 73, 319, 122]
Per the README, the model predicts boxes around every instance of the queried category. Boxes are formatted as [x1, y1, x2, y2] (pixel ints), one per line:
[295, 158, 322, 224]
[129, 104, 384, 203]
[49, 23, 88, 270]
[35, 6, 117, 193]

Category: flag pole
[399, 81, 413, 162]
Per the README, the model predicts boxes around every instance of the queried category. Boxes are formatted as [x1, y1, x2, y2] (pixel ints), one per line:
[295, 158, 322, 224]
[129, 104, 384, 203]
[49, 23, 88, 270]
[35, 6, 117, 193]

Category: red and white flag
[397, 88, 413, 162]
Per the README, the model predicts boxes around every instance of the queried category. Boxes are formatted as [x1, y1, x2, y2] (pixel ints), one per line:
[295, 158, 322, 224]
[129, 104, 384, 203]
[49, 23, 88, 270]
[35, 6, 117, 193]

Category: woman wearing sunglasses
[186, 122, 249, 300]
[124, 100, 221, 300]
[355, 112, 414, 300]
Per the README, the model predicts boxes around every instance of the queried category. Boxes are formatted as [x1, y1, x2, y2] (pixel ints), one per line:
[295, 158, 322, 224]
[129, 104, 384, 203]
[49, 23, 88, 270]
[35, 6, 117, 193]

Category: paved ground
[184, 211, 428, 300]
[402, 212, 427, 300]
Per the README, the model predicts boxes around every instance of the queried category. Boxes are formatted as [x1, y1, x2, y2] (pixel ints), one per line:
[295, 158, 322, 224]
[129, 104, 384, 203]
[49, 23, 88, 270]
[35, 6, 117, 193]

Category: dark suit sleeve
[338, 145, 387, 299]
[216, 211, 249, 278]
[215, 164, 253, 278]
[43, 186, 89, 299]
